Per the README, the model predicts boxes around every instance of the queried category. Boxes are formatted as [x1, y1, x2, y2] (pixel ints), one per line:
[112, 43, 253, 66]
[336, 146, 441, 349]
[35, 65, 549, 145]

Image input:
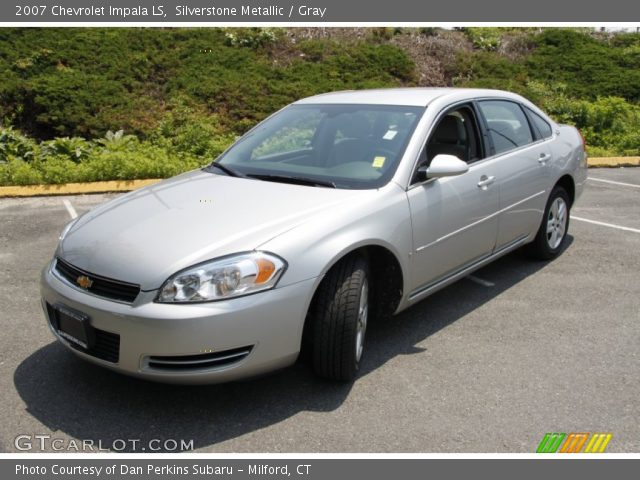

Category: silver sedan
[40, 88, 587, 383]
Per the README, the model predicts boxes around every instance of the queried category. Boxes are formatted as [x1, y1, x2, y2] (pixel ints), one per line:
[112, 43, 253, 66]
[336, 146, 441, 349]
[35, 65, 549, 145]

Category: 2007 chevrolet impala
[40, 88, 587, 383]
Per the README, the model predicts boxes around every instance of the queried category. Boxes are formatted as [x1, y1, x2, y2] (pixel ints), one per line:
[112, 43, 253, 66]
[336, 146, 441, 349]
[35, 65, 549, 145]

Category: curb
[0, 179, 162, 198]
[1, 157, 638, 198]
[587, 157, 640, 168]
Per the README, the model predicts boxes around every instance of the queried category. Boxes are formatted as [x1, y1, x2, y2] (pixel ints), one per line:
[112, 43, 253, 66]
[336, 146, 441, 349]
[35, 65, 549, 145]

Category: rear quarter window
[526, 107, 554, 139]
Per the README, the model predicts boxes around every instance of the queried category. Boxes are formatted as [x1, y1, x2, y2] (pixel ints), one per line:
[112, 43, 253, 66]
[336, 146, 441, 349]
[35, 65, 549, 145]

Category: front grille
[147, 346, 253, 371]
[46, 303, 120, 363]
[54, 257, 140, 303]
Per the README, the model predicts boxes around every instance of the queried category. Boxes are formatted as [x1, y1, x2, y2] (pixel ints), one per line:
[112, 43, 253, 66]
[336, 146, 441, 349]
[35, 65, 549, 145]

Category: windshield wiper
[207, 162, 247, 178]
[248, 173, 337, 189]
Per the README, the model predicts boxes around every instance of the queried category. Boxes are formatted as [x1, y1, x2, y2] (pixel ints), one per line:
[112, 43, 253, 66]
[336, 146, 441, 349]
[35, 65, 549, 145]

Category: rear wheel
[310, 255, 369, 381]
[527, 186, 570, 260]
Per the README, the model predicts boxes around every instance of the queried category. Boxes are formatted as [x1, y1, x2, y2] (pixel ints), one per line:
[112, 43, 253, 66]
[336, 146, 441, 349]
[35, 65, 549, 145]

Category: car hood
[58, 170, 363, 290]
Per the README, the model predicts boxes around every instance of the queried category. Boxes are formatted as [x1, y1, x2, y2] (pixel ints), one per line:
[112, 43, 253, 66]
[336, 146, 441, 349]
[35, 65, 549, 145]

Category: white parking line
[467, 275, 495, 287]
[572, 216, 640, 234]
[62, 199, 78, 219]
[588, 177, 640, 189]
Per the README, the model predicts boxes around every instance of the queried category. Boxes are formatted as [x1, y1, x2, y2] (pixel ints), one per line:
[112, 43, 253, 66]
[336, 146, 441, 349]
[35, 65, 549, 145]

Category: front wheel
[310, 255, 369, 382]
[527, 186, 570, 260]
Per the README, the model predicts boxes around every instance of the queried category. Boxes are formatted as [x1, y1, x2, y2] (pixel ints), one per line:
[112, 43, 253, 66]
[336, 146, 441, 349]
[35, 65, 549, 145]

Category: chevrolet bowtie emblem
[76, 275, 93, 289]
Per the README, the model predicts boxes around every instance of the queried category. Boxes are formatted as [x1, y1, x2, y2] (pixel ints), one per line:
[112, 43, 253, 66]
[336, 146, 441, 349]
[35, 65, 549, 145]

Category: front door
[407, 104, 499, 296]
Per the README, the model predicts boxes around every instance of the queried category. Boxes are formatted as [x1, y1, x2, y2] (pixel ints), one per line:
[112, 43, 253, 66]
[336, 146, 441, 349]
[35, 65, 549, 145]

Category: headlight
[156, 252, 286, 303]
[59, 218, 78, 241]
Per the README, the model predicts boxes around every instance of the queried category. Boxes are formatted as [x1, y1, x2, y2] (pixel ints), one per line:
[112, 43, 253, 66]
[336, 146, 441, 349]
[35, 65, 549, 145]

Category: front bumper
[40, 261, 316, 384]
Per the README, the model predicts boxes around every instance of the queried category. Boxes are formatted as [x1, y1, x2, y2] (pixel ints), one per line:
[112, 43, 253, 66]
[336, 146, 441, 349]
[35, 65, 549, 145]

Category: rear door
[476, 100, 551, 250]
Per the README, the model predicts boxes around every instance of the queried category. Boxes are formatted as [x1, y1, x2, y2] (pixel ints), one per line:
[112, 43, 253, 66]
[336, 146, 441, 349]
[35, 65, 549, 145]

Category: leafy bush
[526, 29, 640, 101]
[462, 28, 505, 51]
[525, 81, 640, 155]
[150, 97, 235, 158]
[0, 127, 212, 186]
[0, 28, 639, 187]
[96, 129, 139, 150]
[0, 28, 415, 140]
[450, 50, 526, 89]
[0, 126, 37, 162]
[452, 28, 640, 156]
[461, 27, 541, 52]
[40, 136, 92, 162]
[0, 158, 43, 185]
[223, 28, 282, 49]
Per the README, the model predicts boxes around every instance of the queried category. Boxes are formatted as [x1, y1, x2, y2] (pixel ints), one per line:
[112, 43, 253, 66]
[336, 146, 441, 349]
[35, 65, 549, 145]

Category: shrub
[0, 126, 214, 186]
[526, 81, 640, 155]
[526, 29, 640, 101]
[223, 28, 282, 49]
[40, 136, 92, 162]
[20, 70, 130, 138]
[1, 27, 639, 187]
[0, 126, 38, 162]
[31, 156, 79, 184]
[150, 97, 236, 158]
[0, 158, 43, 185]
[96, 129, 139, 150]
[462, 27, 505, 51]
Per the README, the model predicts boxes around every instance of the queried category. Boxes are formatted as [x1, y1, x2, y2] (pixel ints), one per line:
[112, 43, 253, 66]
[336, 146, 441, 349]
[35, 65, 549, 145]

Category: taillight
[578, 129, 586, 151]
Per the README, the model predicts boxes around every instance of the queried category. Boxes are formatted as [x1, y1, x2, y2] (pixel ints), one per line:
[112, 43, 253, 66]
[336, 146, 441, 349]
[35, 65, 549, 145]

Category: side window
[425, 105, 483, 165]
[478, 100, 533, 155]
[526, 107, 553, 139]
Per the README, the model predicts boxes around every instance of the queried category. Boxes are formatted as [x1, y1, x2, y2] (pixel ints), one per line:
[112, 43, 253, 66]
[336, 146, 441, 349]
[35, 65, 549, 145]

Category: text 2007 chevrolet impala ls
[40, 88, 587, 383]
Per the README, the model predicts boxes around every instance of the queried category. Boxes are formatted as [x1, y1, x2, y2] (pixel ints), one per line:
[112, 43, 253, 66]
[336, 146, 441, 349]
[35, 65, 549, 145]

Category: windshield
[213, 104, 424, 189]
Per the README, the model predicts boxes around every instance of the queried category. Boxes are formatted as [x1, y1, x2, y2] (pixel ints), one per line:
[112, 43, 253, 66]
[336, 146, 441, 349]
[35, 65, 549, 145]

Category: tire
[527, 186, 570, 260]
[310, 255, 369, 382]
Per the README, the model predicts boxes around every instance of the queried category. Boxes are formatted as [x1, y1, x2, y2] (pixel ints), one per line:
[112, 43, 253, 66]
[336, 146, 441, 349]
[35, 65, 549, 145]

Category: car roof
[294, 87, 522, 107]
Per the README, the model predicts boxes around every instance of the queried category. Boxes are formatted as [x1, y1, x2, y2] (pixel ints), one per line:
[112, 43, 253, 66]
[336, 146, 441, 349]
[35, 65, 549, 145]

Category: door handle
[477, 175, 495, 189]
[538, 153, 551, 164]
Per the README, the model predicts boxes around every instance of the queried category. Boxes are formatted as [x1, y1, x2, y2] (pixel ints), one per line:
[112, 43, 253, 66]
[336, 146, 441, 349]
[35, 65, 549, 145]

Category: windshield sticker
[372, 156, 386, 168]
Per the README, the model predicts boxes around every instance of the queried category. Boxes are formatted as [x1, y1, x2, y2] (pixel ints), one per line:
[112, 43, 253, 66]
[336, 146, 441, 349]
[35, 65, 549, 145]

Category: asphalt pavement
[0, 168, 638, 453]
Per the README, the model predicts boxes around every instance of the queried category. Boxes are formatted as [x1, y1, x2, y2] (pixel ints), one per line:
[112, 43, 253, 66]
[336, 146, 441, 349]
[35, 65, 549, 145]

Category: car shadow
[13, 238, 572, 452]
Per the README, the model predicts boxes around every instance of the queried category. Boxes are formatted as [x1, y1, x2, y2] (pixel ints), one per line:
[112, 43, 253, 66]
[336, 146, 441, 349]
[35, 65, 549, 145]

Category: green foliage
[0, 126, 37, 162]
[40, 136, 92, 162]
[0, 29, 172, 138]
[73, 144, 203, 182]
[26, 70, 129, 138]
[0, 28, 414, 140]
[451, 51, 526, 89]
[526, 29, 640, 101]
[461, 27, 541, 51]
[526, 82, 640, 156]
[419, 27, 439, 37]
[173, 38, 414, 134]
[454, 28, 640, 156]
[370, 28, 400, 43]
[0, 128, 211, 186]
[222, 28, 282, 49]
[457, 28, 640, 101]
[0, 158, 43, 185]
[0, 28, 639, 187]
[462, 28, 505, 51]
[96, 129, 139, 150]
[149, 97, 235, 158]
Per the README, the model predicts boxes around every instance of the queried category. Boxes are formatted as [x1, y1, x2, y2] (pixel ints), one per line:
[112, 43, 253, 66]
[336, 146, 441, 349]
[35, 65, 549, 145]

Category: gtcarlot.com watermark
[14, 434, 194, 452]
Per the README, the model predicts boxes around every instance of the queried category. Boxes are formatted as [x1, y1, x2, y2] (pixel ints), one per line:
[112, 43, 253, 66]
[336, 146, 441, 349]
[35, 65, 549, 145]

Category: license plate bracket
[52, 304, 95, 350]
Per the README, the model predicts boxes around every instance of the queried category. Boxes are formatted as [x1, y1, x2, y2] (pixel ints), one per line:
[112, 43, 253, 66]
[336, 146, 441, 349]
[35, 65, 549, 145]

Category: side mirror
[418, 154, 469, 180]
